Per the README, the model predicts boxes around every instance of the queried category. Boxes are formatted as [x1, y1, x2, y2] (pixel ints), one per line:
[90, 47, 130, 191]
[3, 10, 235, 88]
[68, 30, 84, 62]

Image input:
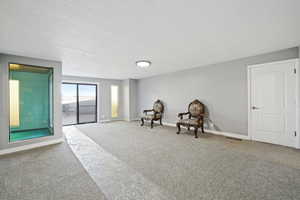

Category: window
[9, 64, 53, 142]
[62, 83, 97, 125]
[9, 80, 20, 127]
[111, 85, 119, 118]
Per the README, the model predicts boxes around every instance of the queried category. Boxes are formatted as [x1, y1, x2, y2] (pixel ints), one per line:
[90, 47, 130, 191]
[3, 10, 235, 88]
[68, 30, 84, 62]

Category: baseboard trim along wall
[161, 122, 250, 140]
[100, 119, 249, 140]
[0, 138, 64, 156]
[99, 119, 124, 123]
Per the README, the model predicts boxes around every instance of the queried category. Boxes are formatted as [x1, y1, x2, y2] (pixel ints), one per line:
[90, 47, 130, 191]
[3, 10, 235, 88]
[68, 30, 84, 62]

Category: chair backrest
[188, 99, 205, 118]
[153, 99, 164, 113]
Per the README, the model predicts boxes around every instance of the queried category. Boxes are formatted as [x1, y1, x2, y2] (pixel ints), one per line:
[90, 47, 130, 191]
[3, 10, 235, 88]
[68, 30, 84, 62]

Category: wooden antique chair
[141, 100, 164, 128]
[176, 99, 205, 138]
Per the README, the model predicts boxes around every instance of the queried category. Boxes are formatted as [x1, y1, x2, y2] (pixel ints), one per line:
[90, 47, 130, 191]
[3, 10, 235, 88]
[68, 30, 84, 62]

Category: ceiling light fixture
[136, 60, 151, 68]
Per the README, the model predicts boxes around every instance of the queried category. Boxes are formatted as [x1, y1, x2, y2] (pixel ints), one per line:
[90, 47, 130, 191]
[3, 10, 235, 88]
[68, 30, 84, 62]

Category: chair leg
[160, 118, 163, 126]
[194, 127, 198, 138]
[141, 118, 144, 126]
[187, 127, 190, 131]
[151, 120, 154, 128]
[176, 123, 181, 134]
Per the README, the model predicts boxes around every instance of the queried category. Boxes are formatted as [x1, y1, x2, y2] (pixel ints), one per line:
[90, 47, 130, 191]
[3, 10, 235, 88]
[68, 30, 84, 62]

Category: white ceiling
[0, 0, 299, 79]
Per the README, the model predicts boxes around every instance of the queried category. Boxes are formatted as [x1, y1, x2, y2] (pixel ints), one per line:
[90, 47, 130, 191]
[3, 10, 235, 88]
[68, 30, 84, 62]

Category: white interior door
[249, 60, 297, 147]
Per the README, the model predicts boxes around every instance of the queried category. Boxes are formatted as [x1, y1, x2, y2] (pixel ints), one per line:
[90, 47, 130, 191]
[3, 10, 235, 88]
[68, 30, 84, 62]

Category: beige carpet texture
[1, 121, 300, 200]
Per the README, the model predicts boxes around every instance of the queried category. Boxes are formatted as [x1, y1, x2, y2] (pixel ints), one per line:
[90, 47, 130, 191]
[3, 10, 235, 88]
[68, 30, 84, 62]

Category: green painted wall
[9, 69, 53, 132]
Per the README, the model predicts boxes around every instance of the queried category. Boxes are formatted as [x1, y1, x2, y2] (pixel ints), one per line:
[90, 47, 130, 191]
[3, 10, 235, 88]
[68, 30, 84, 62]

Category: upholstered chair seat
[178, 118, 202, 126]
[176, 99, 205, 138]
[141, 100, 164, 128]
[143, 113, 162, 120]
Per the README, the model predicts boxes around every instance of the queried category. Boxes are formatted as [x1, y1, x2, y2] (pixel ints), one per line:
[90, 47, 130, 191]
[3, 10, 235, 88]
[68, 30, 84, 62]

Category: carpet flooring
[77, 121, 300, 200]
[1, 121, 300, 200]
[64, 126, 175, 200]
[0, 137, 107, 200]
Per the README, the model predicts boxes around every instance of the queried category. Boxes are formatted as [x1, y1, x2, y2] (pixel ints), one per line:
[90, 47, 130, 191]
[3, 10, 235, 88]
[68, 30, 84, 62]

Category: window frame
[8, 63, 54, 142]
[62, 82, 98, 126]
[111, 85, 119, 118]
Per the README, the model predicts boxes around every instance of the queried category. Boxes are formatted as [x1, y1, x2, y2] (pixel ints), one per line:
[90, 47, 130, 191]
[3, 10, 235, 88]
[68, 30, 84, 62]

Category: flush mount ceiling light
[136, 60, 151, 68]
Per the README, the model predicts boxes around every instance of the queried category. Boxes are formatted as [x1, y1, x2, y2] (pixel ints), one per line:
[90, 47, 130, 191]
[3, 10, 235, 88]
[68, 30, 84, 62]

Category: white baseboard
[99, 119, 123, 123]
[204, 129, 250, 140]
[162, 122, 249, 140]
[0, 138, 64, 156]
[106, 118, 140, 122]
[97, 120, 250, 141]
[99, 120, 112, 123]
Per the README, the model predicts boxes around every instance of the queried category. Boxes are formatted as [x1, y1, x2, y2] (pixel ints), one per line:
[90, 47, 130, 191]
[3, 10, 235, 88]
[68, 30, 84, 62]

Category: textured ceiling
[0, 0, 299, 79]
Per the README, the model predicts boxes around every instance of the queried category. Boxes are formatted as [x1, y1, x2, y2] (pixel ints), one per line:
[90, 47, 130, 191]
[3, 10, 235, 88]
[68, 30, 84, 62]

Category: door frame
[62, 81, 99, 126]
[247, 58, 299, 148]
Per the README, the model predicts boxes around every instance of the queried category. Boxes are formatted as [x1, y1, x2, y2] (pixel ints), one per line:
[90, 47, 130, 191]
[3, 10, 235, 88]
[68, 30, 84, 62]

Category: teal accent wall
[9, 69, 53, 132]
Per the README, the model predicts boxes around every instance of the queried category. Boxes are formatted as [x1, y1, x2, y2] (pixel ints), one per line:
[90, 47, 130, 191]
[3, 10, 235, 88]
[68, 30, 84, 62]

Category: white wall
[0, 54, 62, 150]
[122, 80, 130, 121]
[129, 79, 138, 120]
[122, 79, 138, 121]
[63, 75, 124, 121]
[137, 47, 299, 136]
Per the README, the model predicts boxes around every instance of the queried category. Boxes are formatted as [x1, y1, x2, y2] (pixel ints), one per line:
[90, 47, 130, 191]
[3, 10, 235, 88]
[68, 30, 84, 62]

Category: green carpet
[10, 128, 52, 142]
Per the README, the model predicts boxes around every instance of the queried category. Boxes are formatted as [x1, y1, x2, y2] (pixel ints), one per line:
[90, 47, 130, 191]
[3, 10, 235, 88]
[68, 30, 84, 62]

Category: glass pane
[79, 84, 97, 123]
[9, 64, 53, 142]
[62, 84, 77, 125]
[111, 85, 119, 118]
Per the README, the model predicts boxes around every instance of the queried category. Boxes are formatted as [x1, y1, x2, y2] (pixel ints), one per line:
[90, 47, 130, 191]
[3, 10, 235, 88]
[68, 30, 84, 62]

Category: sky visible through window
[62, 84, 96, 104]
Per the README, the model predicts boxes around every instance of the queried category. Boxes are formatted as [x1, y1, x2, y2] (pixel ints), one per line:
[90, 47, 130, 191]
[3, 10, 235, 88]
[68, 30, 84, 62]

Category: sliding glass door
[78, 84, 97, 123]
[62, 83, 97, 125]
[62, 83, 77, 125]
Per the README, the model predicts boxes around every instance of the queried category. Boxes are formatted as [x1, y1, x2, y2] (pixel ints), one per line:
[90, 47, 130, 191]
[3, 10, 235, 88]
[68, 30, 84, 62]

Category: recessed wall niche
[9, 63, 54, 142]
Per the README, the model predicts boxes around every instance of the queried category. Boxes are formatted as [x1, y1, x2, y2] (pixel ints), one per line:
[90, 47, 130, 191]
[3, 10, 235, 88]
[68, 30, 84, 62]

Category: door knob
[252, 106, 260, 110]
